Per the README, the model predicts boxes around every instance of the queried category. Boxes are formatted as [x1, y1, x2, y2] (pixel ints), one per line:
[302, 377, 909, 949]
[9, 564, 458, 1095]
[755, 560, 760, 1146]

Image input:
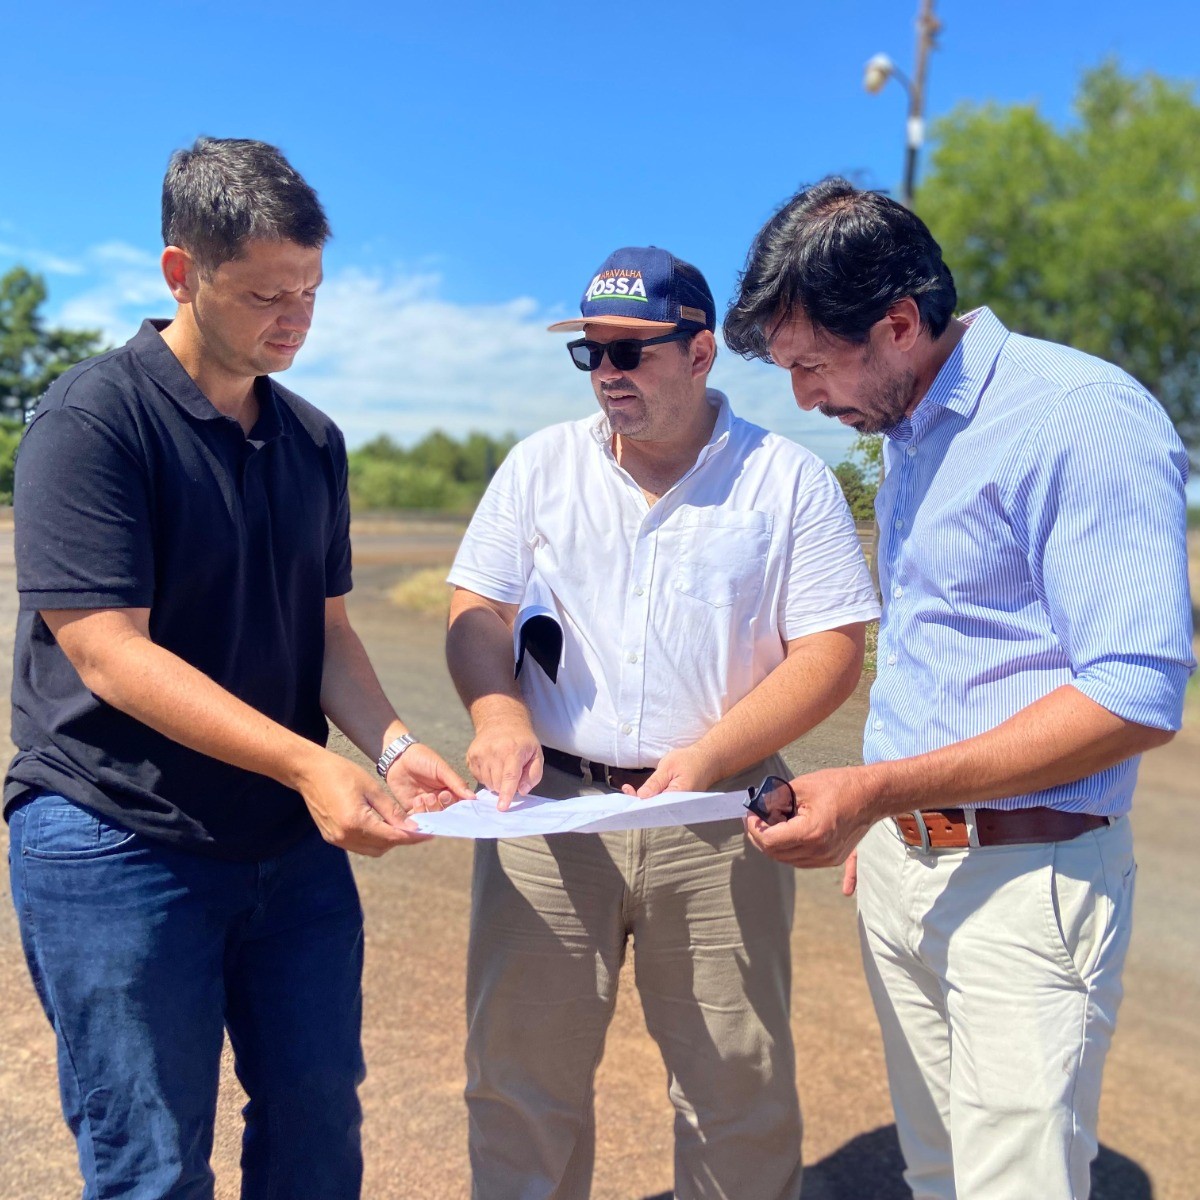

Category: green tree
[832, 459, 876, 521]
[0, 417, 24, 504]
[0, 268, 106, 418]
[355, 433, 408, 462]
[917, 62, 1200, 464]
[833, 433, 883, 521]
[348, 457, 468, 512]
[347, 429, 516, 513]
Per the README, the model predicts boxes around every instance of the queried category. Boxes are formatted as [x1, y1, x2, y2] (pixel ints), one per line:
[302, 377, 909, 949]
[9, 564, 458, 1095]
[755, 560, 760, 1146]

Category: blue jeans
[8, 792, 366, 1200]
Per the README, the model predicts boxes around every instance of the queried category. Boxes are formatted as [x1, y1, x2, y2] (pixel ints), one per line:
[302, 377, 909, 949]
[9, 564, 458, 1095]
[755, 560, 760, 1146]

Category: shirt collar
[887, 306, 1009, 442]
[131, 318, 288, 441]
[590, 387, 733, 468]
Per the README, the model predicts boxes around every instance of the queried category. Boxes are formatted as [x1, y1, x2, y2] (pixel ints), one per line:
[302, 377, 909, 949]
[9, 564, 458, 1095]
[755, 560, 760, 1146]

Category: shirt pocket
[674, 509, 773, 609]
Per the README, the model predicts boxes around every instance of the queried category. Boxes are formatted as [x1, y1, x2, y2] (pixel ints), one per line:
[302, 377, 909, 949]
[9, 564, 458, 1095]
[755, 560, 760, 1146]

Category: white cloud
[710, 354, 857, 465]
[35, 245, 858, 465]
[55, 242, 164, 342]
[0, 242, 86, 277]
[288, 269, 578, 444]
[290, 267, 857, 464]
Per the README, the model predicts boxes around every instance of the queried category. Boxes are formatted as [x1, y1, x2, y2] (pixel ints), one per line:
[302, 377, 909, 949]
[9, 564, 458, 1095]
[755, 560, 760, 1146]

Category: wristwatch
[376, 733, 420, 777]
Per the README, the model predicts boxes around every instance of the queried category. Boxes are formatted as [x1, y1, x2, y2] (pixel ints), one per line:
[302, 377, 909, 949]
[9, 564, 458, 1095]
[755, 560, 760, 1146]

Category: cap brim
[546, 315, 679, 333]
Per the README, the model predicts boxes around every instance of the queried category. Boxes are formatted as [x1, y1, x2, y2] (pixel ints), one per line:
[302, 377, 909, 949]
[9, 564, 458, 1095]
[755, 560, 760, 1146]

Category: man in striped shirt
[724, 178, 1195, 1200]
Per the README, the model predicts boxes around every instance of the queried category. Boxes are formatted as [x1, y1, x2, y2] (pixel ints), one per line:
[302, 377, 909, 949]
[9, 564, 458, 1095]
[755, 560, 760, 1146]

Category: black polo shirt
[5, 319, 352, 861]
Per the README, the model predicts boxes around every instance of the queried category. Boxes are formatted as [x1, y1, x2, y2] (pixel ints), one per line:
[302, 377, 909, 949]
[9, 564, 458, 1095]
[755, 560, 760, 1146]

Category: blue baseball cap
[547, 246, 716, 334]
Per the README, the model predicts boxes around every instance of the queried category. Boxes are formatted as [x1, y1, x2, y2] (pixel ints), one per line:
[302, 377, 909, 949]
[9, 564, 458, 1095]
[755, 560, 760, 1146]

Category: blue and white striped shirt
[866, 307, 1195, 816]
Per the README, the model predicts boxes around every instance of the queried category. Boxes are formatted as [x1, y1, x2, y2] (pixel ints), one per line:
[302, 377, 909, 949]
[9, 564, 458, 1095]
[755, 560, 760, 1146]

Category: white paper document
[409, 787, 751, 839]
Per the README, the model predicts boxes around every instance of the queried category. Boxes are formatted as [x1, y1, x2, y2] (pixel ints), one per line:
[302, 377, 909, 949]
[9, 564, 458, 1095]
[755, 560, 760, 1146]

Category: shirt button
[874, 719, 884, 731]
[894, 518, 904, 529]
[892, 585, 903, 599]
[907, 446, 917, 457]
[621, 723, 633, 735]
[627, 652, 638, 664]
[633, 585, 645, 596]
[887, 653, 898, 666]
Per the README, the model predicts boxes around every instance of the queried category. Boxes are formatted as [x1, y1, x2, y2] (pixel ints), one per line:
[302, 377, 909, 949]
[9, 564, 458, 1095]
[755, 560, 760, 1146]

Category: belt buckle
[580, 759, 614, 789]
[962, 807, 981, 848]
[909, 811, 931, 853]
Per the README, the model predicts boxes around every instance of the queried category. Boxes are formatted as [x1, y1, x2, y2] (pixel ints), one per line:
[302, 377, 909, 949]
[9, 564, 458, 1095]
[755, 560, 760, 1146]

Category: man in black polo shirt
[5, 137, 470, 1199]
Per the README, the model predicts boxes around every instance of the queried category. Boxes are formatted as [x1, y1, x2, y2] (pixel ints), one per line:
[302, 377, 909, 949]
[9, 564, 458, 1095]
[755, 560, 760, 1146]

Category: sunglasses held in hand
[745, 775, 797, 826]
[567, 330, 693, 372]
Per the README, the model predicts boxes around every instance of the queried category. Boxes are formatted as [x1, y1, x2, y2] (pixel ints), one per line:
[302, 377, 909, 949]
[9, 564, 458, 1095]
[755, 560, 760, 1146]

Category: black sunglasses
[566, 330, 693, 372]
[745, 775, 797, 826]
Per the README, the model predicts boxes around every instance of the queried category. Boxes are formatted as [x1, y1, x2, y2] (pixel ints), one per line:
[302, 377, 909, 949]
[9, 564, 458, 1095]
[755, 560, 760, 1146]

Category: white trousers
[856, 815, 1135, 1200]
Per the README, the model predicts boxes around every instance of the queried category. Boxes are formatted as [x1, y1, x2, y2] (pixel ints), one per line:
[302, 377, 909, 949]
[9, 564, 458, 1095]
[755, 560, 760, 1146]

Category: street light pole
[861, 0, 942, 592]
[902, 0, 941, 207]
[865, 0, 941, 209]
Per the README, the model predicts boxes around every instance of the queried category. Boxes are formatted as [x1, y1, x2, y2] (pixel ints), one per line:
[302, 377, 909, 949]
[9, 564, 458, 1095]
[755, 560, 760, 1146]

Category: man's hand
[294, 748, 433, 857]
[627, 745, 720, 799]
[744, 765, 878, 870]
[466, 713, 543, 811]
[385, 743, 474, 814]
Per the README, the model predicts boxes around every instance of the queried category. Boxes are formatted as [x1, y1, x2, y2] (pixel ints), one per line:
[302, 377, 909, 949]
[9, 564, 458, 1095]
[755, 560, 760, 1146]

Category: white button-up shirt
[448, 390, 879, 767]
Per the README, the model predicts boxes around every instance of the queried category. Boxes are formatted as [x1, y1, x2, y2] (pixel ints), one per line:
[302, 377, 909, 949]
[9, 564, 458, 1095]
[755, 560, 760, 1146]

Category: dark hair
[162, 137, 330, 273]
[723, 177, 956, 361]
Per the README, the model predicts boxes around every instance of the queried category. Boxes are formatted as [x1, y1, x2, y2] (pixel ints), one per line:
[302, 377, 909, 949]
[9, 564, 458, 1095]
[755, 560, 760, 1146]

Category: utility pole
[861, 0, 942, 590]
[903, 0, 941, 206]
[864, 0, 942, 210]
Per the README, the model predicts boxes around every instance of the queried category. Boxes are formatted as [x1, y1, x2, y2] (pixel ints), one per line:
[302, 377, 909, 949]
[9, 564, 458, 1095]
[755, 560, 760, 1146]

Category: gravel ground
[0, 523, 1195, 1199]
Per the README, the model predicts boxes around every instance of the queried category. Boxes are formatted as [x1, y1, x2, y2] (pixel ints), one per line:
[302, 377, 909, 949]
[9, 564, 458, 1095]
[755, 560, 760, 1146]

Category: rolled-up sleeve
[1011, 384, 1195, 730]
[780, 463, 881, 640]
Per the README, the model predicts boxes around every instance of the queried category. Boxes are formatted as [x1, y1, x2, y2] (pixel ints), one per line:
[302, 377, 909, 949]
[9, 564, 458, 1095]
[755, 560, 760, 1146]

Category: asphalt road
[0, 522, 1196, 1199]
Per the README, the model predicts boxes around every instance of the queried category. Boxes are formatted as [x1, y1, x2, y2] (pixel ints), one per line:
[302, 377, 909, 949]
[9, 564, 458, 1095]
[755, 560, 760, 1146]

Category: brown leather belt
[541, 745, 655, 791]
[894, 806, 1111, 850]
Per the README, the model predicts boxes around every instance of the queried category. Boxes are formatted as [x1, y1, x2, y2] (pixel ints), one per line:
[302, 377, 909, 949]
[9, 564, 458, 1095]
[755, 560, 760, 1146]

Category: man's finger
[436, 763, 475, 799]
[397, 815, 433, 839]
[744, 814, 771, 852]
[841, 851, 858, 896]
[516, 750, 542, 798]
[377, 791, 413, 829]
[496, 761, 523, 811]
[636, 769, 669, 799]
[526, 751, 543, 791]
[406, 792, 436, 814]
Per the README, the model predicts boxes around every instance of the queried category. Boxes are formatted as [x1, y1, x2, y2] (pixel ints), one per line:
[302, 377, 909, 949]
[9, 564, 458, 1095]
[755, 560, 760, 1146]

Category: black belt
[540, 746, 655, 791]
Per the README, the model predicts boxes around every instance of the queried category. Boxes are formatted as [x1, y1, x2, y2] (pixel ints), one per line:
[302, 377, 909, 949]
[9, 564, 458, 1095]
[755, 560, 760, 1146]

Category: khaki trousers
[465, 759, 801, 1200]
[856, 815, 1135, 1200]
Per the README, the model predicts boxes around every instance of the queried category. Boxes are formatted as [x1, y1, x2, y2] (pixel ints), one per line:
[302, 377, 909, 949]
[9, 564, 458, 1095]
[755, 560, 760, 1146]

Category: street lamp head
[863, 52, 895, 95]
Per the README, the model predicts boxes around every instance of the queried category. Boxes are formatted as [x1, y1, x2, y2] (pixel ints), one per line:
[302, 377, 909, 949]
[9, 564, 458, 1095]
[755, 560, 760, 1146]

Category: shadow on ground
[639, 1125, 1152, 1199]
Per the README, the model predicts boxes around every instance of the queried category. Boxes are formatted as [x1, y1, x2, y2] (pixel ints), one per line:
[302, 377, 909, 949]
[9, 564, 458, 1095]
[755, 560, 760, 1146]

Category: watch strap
[376, 733, 420, 777]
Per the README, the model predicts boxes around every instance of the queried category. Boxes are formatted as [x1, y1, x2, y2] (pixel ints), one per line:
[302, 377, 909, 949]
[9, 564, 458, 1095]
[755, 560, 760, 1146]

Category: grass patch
[387, 566, 454, 617]
[863, 620, 879, 674]
[1187, 647, 1200, 724]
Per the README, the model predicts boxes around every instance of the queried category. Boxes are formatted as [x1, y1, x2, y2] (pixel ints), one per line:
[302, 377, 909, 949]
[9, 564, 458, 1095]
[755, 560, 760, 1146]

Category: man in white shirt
[445, 247, 879, 1200]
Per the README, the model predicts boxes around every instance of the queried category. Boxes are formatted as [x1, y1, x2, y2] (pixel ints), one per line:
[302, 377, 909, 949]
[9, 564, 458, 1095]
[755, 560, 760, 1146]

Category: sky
[4, 0, 1198, 471]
